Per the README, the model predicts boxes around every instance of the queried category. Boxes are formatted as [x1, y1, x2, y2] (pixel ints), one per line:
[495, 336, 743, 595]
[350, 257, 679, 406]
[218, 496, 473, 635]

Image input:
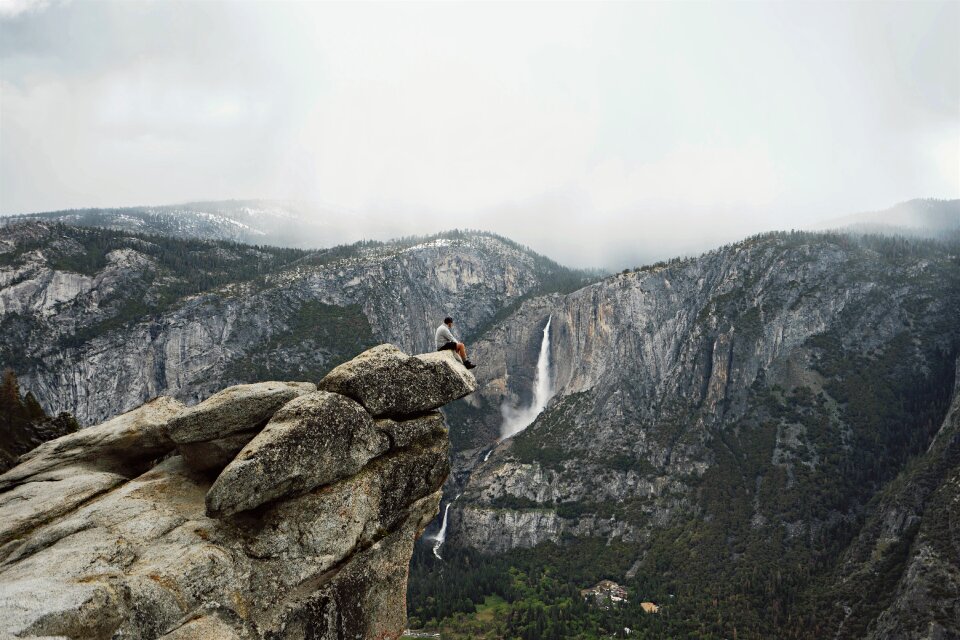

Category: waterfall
[432, 493, 462, 560]
[432, 502, 452, 560]
[531, 315, 553, 415]
[500, 315, 554, 439]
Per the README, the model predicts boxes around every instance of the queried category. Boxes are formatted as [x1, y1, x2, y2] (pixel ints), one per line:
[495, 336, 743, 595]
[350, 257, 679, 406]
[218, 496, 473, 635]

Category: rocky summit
[0, 345, 475, 640]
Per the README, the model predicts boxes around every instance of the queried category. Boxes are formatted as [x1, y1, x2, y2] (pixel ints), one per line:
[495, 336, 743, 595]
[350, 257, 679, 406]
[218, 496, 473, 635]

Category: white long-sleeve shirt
[435, 323, 459, 349]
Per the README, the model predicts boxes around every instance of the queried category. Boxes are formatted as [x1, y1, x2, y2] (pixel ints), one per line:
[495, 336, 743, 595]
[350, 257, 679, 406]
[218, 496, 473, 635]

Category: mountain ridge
[2, 215, 959, 638]
[815, 198, 959, 239]
[0, 222, 593, 425]
[0, 199, 342, 248]
[6, 197, 956, 270]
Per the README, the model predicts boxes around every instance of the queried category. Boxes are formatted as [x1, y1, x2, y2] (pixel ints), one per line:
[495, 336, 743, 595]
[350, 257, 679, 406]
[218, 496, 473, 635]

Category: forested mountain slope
[422, 231, 960, 638]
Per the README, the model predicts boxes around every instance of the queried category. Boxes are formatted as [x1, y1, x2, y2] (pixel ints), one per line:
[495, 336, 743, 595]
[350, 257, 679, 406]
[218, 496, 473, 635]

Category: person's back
[434, 317, 476, 369]
[435, 322, 457, 350]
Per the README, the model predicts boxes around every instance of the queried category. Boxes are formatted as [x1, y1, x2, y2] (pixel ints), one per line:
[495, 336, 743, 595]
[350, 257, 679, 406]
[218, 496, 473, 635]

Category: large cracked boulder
[169, 382, 316, 471]
[206, 390, 388, 518]
[318, 344, 477, 417]
[0, 344, 467, 640]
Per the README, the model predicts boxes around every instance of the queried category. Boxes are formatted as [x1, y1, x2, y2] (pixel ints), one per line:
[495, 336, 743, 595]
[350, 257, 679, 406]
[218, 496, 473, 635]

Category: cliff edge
[0, 345, 475, 640]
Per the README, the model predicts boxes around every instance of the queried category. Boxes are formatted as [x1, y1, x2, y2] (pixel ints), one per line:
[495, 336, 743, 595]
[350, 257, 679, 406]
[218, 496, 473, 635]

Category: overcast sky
[1, 0, 957, 266]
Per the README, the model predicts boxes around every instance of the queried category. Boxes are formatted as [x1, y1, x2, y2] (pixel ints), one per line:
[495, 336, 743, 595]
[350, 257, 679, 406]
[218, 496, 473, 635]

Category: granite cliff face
[0, 345, 475, 639]
[436, 232, 960, 636]
[451, 233, 959, 541]
[0, 223, 584, 426]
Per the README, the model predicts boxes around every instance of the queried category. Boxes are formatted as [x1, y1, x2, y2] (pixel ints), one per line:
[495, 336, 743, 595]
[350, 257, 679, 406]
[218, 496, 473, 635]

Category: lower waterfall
[432, 504, 451, 559]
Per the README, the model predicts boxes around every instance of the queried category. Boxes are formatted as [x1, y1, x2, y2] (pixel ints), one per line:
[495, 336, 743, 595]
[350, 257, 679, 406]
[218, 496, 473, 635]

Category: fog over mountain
[2, 1, 957, 267]
[3, 198, 957, 272]
[3, 1, 960, 638]
[818, 198, 960, 238]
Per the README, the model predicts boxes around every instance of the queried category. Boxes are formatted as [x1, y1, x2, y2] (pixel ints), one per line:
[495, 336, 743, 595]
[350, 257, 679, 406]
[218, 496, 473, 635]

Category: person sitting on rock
[435, 317, 477, 369]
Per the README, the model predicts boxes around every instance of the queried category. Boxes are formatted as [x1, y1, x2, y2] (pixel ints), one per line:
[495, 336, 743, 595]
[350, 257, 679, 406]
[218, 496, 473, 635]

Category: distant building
[580, 580, 629, 607]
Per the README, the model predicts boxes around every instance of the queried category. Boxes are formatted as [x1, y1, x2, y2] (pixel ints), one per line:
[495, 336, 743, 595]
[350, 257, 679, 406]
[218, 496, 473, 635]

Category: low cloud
[0, 0, 55, 19]
[1, 1, 957, 268]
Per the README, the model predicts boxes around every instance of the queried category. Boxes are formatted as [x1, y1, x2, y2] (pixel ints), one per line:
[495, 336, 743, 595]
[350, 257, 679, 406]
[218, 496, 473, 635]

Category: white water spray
[432, 493, 460, 560]
[500, 316, 554, 439]
[432, 504, 451, 559]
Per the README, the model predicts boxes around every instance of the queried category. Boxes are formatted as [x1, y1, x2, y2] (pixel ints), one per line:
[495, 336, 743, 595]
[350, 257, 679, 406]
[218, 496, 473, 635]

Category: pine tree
[23, 392, 46, 421]
[0, 369, 23, 430]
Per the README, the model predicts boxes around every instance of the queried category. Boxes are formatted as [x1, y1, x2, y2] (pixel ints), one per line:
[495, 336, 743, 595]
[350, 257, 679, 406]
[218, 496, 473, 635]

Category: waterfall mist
[500, 316, 554, 440]
[431, 492, 460, 560]
[432, 503, 451, 560]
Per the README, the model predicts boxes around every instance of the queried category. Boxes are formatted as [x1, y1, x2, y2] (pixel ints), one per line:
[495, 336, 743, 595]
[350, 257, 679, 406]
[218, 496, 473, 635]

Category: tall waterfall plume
[431, 493, 460, 560]
[432, 504, 451, 559]
[500, 315, 554, 439]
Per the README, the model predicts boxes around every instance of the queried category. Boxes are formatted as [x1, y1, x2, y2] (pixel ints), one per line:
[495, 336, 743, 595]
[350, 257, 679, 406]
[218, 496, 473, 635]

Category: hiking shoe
[464, 360, 477, 370]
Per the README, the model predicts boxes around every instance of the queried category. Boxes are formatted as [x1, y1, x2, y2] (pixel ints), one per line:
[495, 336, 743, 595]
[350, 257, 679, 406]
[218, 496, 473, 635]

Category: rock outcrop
[0, 223, 579, 427]
[169, 382, 317, 472]
[0, 345, 475, 639]
[318, 344, 478, 418]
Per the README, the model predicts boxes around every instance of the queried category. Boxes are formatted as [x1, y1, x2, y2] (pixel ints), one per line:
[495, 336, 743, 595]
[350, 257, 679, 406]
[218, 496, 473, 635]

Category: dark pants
[438, 340, 467, 361]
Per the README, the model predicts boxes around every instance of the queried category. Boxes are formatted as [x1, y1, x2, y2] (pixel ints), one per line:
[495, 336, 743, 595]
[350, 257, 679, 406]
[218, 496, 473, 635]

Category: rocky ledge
[0, 346, 475, 640]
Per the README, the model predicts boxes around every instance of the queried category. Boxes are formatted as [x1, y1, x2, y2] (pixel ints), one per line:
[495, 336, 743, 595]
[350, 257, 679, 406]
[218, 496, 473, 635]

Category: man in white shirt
[435, 317, 476, 369]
